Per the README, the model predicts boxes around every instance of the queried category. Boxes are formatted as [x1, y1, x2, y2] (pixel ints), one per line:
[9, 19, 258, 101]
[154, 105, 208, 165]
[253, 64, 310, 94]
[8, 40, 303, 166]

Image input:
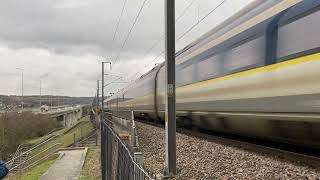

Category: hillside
[0, 95, 93, 110]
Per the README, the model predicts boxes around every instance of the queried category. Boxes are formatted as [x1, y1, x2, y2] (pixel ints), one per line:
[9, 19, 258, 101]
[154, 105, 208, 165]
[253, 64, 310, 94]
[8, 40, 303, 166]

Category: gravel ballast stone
[136, 122, 320, 179]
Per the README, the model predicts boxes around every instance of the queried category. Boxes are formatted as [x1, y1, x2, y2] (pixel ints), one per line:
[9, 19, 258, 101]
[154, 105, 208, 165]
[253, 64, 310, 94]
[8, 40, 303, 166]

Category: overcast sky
[0, 0, 252, 97]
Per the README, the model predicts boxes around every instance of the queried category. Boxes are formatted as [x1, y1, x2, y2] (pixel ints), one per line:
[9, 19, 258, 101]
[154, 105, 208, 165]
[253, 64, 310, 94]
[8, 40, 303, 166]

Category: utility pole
[16, 68, 24, 112]
[39, 80, 42, 108]
[164, 0, 176, 177]
[97, 80, 100, 108]
[101, 61, 111, 180]
[102, 65, 104, 118]
[101, 61, 111, 113]
[50, 90, 53, 107]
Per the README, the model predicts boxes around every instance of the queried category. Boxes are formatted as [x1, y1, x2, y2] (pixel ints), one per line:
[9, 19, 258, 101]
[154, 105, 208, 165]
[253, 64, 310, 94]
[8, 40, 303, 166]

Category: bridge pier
[49, 106, 84, 128]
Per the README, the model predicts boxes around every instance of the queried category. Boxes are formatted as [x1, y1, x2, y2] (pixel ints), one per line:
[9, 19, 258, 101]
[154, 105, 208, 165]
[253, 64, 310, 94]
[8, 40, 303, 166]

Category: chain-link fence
[101, 111, 154, 180]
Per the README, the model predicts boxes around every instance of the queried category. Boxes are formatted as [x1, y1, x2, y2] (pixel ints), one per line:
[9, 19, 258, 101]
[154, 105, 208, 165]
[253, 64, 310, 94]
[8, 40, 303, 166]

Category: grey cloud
[0, 0, 165, 58]
[0, 0, 252, 96]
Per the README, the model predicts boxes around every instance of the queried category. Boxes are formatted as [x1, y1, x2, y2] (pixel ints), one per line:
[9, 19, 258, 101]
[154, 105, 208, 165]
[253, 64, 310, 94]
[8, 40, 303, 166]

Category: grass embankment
[28, 116, 93, 147]
[80, 147, 101, 180]
[62, 116, 93, 147]
[26, 116, 94, 160]
[6, 159, 56, 180]
[26, 127, 63, 144]
[8, 116, 95, 179]
[19, 159, 56, 180]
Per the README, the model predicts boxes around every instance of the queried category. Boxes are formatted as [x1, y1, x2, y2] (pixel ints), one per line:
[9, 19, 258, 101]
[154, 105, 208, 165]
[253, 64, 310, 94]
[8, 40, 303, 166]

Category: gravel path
[136, 122, 320, 180]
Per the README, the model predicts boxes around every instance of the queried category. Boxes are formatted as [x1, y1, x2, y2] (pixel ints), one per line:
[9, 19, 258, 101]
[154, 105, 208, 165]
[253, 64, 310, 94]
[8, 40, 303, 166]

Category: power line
[129, 0, 227, 80]
[144, 0, 198, 57]
[129, 0, 198, 81]
[176, 0, 197, 22]
[114, 0, 149, 63]
[176, 0, 227, 42]
[128, 51, 164, 81]
[110, 0, 128, 59]
[150, 0, 227, 65]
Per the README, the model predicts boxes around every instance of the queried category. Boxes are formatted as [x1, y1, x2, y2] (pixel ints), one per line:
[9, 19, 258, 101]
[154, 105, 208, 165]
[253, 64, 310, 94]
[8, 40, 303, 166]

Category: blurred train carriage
[106, 0, 320, 148]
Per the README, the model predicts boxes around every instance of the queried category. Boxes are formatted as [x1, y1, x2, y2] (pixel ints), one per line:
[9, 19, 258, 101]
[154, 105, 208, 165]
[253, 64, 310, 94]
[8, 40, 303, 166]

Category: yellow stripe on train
[178, 53, 320, 91]
[113, 52, 320, 106]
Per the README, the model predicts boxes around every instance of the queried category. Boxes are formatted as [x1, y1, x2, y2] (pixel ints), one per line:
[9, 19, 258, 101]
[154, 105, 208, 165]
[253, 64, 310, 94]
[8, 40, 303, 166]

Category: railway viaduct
[43, 106, 83, 127]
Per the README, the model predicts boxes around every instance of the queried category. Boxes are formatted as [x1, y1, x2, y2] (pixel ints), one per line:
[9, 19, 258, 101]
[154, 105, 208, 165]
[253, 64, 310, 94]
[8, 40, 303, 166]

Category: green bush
[0, 112, 58, 160]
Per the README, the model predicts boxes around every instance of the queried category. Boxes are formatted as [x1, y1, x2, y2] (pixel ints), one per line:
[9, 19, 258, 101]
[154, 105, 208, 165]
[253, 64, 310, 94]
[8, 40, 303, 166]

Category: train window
[225, 35, 265, 72]
[197, 55, 220, 81]
[277, 9, 320, 59]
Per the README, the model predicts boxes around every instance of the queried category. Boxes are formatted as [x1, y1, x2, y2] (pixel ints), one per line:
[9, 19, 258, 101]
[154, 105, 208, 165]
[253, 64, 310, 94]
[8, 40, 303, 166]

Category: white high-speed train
[106, 0, 320, 148]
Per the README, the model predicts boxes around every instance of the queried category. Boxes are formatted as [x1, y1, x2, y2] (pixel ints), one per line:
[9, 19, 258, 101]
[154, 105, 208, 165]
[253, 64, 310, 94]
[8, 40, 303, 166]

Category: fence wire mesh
[101, 112, 154, 180]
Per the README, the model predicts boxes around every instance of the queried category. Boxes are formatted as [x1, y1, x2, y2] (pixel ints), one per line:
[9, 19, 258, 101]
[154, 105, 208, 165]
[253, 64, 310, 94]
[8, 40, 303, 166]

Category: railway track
[135, 118, 320, 168]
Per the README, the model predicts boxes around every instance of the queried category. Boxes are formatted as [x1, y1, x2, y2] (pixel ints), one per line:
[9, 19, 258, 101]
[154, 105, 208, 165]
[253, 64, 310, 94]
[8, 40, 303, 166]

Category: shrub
[0, 112, 58, 160]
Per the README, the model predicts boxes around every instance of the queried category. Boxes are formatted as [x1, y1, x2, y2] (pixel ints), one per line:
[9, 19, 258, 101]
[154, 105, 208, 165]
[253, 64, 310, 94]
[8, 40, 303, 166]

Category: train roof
[175, 0, 285, 65]
[106, 0, 279, 101]
[105, 0, 305, 102]
[142, 1, 282, 72]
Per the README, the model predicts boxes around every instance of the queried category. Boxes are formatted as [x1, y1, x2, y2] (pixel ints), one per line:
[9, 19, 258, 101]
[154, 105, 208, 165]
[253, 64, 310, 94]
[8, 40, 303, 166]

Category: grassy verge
[9, 117, 95, 178]
[20, 159, 56, 180]
[80, 146, 101, 180]
[27, 116, 94, 151]
[26, 127, 64, 144]
[63, 117, 94, 147]
[27, 119, 94, 162]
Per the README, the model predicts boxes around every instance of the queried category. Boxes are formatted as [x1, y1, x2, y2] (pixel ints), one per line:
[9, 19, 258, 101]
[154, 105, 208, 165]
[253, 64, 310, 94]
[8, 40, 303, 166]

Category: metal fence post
[101, 119, 106, 180]
[101, 113, 154, 180]
[105, 113, 112, 180]
[80, 123, 83, 139]
[131, 111, 137, 148]
[73, 133, 76, 145]
[134, 152, 144, 180]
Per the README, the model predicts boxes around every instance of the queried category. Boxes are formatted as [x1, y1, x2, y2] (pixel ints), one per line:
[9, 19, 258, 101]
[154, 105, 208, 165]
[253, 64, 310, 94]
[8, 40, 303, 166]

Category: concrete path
[40, 148, 88, 180]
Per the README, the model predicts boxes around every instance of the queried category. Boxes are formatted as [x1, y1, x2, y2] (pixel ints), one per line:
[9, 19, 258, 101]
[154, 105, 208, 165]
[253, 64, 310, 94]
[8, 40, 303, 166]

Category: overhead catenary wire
[128, 0, 198, 81]
[114, 0, 149, 63]
[110, 0, 128, 59]
[129, 0, 227, 81]
[176, 0, 198, 22]
[176, 0, 227, 42]
[143, 0, 198, 59]
[149, 0, 228, 68]
[114, 0, 196, 68]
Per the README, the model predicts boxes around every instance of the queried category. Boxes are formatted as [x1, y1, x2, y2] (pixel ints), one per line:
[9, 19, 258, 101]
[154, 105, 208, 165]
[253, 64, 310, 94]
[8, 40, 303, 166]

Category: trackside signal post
[164, 0, 176, 177]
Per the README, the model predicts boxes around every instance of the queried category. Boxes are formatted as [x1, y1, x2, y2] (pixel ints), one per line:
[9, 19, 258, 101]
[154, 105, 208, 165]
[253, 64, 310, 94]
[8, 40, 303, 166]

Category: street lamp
[16, 68, 24, 112]
[39, 80, 42, 108]
[50, 90, 53, 107]
[95, 80, 101, 106]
